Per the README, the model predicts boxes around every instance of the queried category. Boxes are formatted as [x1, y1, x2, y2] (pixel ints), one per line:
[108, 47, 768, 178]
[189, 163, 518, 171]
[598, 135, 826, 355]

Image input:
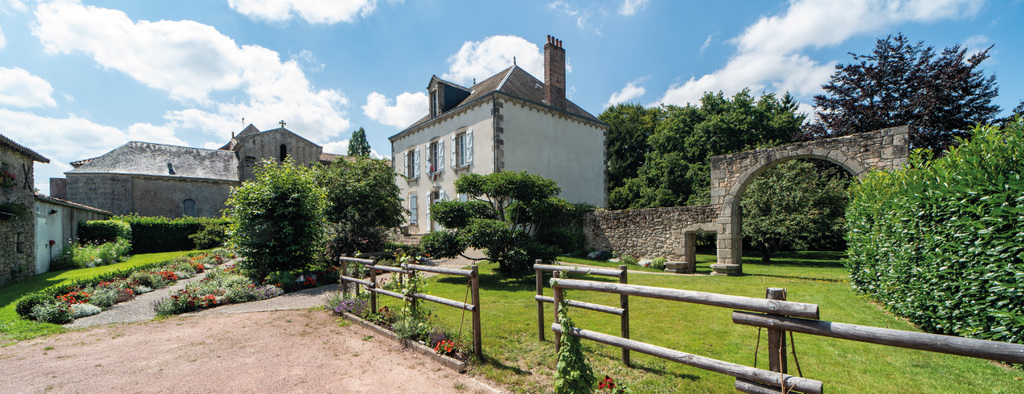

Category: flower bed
[14, 249, 235, 324]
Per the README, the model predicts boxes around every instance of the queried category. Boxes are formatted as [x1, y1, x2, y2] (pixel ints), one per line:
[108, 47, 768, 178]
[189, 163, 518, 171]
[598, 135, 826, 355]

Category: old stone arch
[584, 126, 910, 276]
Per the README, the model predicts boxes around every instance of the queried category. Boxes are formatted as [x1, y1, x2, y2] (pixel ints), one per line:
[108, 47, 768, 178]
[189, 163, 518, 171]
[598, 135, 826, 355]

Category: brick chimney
[544, 35, 566, 110]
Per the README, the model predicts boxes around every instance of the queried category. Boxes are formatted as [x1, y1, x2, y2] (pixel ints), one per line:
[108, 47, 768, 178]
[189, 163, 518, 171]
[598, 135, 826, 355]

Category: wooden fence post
[620, 265, 630, 366]
[471, 264, 482, 360]
[536, 260, 545, 341]
[766, 288, 787, 375]
[340, 258, 348, 298]
[403, 264, 417, 313]
[369, 264, 378, 313]
[553, 272, 563, 353]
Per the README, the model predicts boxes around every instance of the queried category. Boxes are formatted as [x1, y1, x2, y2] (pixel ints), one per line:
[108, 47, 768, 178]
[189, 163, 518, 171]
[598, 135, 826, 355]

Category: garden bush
[117, 215, 231, 253]
[52, 238, 133, 270]
[650, 257, 667, 270]
[846, 119, 1024, 343]
[78, 220, 132, 244]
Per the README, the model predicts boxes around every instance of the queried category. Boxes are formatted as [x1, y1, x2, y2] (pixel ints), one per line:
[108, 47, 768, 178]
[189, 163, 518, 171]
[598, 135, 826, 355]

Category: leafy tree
[610, 89, 803, 209]
[805, 33, 1000, 153]
[347, 127, 372, 157]
[741, 160, 849, 263]
[315, 156, 405, 258]
[599, 103, 658, 192]
[420, 171, 575, 277]
[227, 158, 327, 281]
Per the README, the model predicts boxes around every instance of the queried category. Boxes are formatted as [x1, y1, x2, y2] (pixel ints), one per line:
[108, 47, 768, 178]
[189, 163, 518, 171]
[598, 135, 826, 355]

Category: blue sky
[2, 0, 1022, 196]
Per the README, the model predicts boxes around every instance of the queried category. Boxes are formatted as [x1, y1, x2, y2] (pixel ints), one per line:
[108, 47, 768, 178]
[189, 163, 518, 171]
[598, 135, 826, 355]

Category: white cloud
[606, 80, 646, 107]
[1, 0, 27, 12]
[700, 34, 713, 53]
[656, 0, 986, 106]
[443, 35, 544, 85]
[32, 1, 350, 142]
[292, 49, 325, 72]
[227, 0, 378, 24]
[548, 1, 593, 30]
[0, 25, 6, 50]
[619, 0, 648, 16]
[0, 67, 57, 108]
[963, 34, 990, 58]
[322, 139, 385, 159]
[363, 91, 427, 129]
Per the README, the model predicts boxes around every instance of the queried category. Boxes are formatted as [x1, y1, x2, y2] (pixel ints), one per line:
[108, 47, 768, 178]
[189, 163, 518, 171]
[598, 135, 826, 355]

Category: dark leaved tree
[347, 127, 372, 157]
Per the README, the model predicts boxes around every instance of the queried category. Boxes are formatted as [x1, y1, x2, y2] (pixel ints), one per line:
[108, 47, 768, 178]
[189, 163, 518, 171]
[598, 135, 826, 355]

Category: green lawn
[0, 250, 198, 345]
[386, 251, 1024, 393]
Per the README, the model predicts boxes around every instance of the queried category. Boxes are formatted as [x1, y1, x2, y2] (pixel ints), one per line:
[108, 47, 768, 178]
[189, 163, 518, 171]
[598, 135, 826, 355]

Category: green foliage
[14, 293, 51, 319]
[52, 238, 133, 270]
[228, 158, 327, 281]
[600, 103, 658, 191]
[347, 127, 372, 157]
[554, 298, 596, 394]
[189, 219, 231, 249]
[846, 120, 1024, 343]
[607, 89, 803, 209]
[807, 33, 1000, 153]
[29, 301, 72, 324]
[422, 171, 572, 277]
[316, 156, 404, 258]
[650, 257, 667, 270]
[741, 160, 849, 262]
[619, 254, 638, 266]
[78, 220, 132, 244]
[115, 215, 230, 253]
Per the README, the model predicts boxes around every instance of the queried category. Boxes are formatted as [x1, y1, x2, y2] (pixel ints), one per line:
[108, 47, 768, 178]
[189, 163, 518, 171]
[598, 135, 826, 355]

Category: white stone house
[389, 36, 608, 234]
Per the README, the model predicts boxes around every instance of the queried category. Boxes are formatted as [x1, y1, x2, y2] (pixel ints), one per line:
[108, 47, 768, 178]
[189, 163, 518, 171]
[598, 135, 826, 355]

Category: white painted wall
[500, 100, 606, 207]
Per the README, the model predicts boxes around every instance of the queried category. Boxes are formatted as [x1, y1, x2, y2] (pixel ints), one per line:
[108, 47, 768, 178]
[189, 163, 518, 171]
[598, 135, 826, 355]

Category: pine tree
[347, 127, 371, 157]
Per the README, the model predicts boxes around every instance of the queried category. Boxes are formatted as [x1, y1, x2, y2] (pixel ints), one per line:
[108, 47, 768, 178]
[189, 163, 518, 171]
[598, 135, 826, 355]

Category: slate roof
[35, 193, 112, 216]
[0, 134, 50, 163]
[390, 65, 603, 140]
[66, 141, 239, 181]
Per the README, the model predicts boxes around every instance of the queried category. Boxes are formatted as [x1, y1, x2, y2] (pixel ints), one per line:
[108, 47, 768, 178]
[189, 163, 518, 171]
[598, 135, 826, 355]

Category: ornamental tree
[420, 171, 578, 277]
[805, 33, 1000, 153]
[227, 158, 327, 281]
[315, 156, 405, 258]
[740, 160, 850, 263]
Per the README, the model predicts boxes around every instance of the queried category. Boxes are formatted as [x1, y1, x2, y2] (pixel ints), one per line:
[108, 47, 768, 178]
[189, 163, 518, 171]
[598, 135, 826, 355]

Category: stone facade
[584, 126, 910, 275]
[1, 134, 49, 287]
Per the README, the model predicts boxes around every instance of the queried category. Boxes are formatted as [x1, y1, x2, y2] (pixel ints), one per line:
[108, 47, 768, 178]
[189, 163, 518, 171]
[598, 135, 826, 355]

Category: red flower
[599, 376, 615, 389]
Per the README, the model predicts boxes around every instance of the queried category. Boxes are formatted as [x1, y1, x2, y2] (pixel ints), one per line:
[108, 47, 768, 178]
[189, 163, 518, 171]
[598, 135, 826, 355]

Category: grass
[374, 250, 1024, 393]
[0, 250, 200, 345]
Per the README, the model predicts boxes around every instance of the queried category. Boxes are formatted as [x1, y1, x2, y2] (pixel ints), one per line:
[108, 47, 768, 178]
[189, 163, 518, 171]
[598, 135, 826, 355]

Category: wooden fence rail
[338, 256, 482, 359]
[550, 278, 1024, 393]
[534, 261, 631, 365]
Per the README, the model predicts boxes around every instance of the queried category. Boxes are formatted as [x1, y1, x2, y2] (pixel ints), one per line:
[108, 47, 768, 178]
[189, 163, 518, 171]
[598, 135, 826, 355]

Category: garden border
[338, 311, 468, 373]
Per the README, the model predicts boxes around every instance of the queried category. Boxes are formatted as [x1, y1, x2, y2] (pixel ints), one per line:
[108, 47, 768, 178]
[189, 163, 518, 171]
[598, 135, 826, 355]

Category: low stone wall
[583, 205, 718, 260]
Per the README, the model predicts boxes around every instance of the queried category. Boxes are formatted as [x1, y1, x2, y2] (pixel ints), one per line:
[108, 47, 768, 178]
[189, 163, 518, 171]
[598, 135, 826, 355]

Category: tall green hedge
[78, 220, 132, 244]
[846, 119, 1024, 343]
[114, 215, 231, 253]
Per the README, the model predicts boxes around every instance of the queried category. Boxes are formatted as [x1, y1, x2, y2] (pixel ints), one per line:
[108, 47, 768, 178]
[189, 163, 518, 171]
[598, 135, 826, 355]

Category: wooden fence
[534, 261, 631, 365]
[549, 278, 1024, 394]
[338, 256, 482, 359]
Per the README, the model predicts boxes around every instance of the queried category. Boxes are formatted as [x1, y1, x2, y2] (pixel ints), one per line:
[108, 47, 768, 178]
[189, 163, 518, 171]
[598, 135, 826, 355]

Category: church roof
[66, 141, 239, 181]
[390, 65, 602, 141]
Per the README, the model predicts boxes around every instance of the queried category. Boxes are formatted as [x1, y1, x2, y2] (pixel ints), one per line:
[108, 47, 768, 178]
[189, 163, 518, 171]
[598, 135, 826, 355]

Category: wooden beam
[403, 263, 473, 277]
[551, 278, 819, 319]
[366, 265, 407, 274]
[339, 275, 372, 287]
[551, 323, 823, 394]
[339, 256, 375, 265]
[535, 295, 624, 316]
[732, 311, 1024, 364]
[534, 263, 623, 278]
[409, 292, 475, 311]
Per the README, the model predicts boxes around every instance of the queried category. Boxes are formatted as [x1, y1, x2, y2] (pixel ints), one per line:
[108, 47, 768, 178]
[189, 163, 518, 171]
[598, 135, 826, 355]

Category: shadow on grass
[590, 350, 700, 381]
[481, 355, 534, 376]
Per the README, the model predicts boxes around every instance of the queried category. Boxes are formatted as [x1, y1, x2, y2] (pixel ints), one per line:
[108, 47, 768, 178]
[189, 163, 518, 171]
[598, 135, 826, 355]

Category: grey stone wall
[1, 145, 37, 286]
[236, 129, 322, 181]
[66, 174, 133, 215]
[584, 205, 717, 260]
[132, 177, 235, 218]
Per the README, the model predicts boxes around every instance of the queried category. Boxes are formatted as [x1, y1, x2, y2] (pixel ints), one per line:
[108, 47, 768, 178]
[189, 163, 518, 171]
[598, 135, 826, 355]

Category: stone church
[53, 124, 342, 218]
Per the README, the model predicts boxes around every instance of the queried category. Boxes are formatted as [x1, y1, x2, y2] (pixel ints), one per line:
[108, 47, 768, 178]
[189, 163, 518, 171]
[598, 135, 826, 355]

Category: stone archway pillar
[712, 212, 743, 275]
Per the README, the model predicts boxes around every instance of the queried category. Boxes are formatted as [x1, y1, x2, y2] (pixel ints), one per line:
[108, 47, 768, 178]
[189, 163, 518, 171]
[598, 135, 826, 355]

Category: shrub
[128, 271, 167, 289]
[54, 238, 133, 269]
[650, 257, 667, 270]
[30, 301, 72, 324]
[224, 284, 283, 303]
[619, 254, 638, 266]
[15, 293, 53, 319]
[188, 219, 231, 249]
[78, 220, 132, 244]
[88, 287, 122, 308]
[554, 299, 596, 394]
[846, 120, 1024, 343]
[70, 303, 103, 319]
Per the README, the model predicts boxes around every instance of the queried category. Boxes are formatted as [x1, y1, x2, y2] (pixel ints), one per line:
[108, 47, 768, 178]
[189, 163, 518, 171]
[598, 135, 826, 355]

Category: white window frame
[409, 194, 418, 225]
[454, 129, 474, 167]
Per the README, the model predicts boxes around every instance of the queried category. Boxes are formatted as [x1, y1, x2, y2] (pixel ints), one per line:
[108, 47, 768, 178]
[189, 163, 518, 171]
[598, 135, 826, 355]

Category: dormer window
[430, 89, 439, 118]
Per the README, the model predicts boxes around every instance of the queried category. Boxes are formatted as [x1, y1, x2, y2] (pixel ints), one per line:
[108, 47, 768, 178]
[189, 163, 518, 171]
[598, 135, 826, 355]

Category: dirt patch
[1, 310, 503, 393]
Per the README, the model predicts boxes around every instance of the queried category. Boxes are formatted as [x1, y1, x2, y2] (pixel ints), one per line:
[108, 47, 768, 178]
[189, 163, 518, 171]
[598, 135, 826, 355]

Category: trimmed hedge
[78, 220, 132, 244]
[115, 215, 231, 253]
[846, 120, 1024, 343]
